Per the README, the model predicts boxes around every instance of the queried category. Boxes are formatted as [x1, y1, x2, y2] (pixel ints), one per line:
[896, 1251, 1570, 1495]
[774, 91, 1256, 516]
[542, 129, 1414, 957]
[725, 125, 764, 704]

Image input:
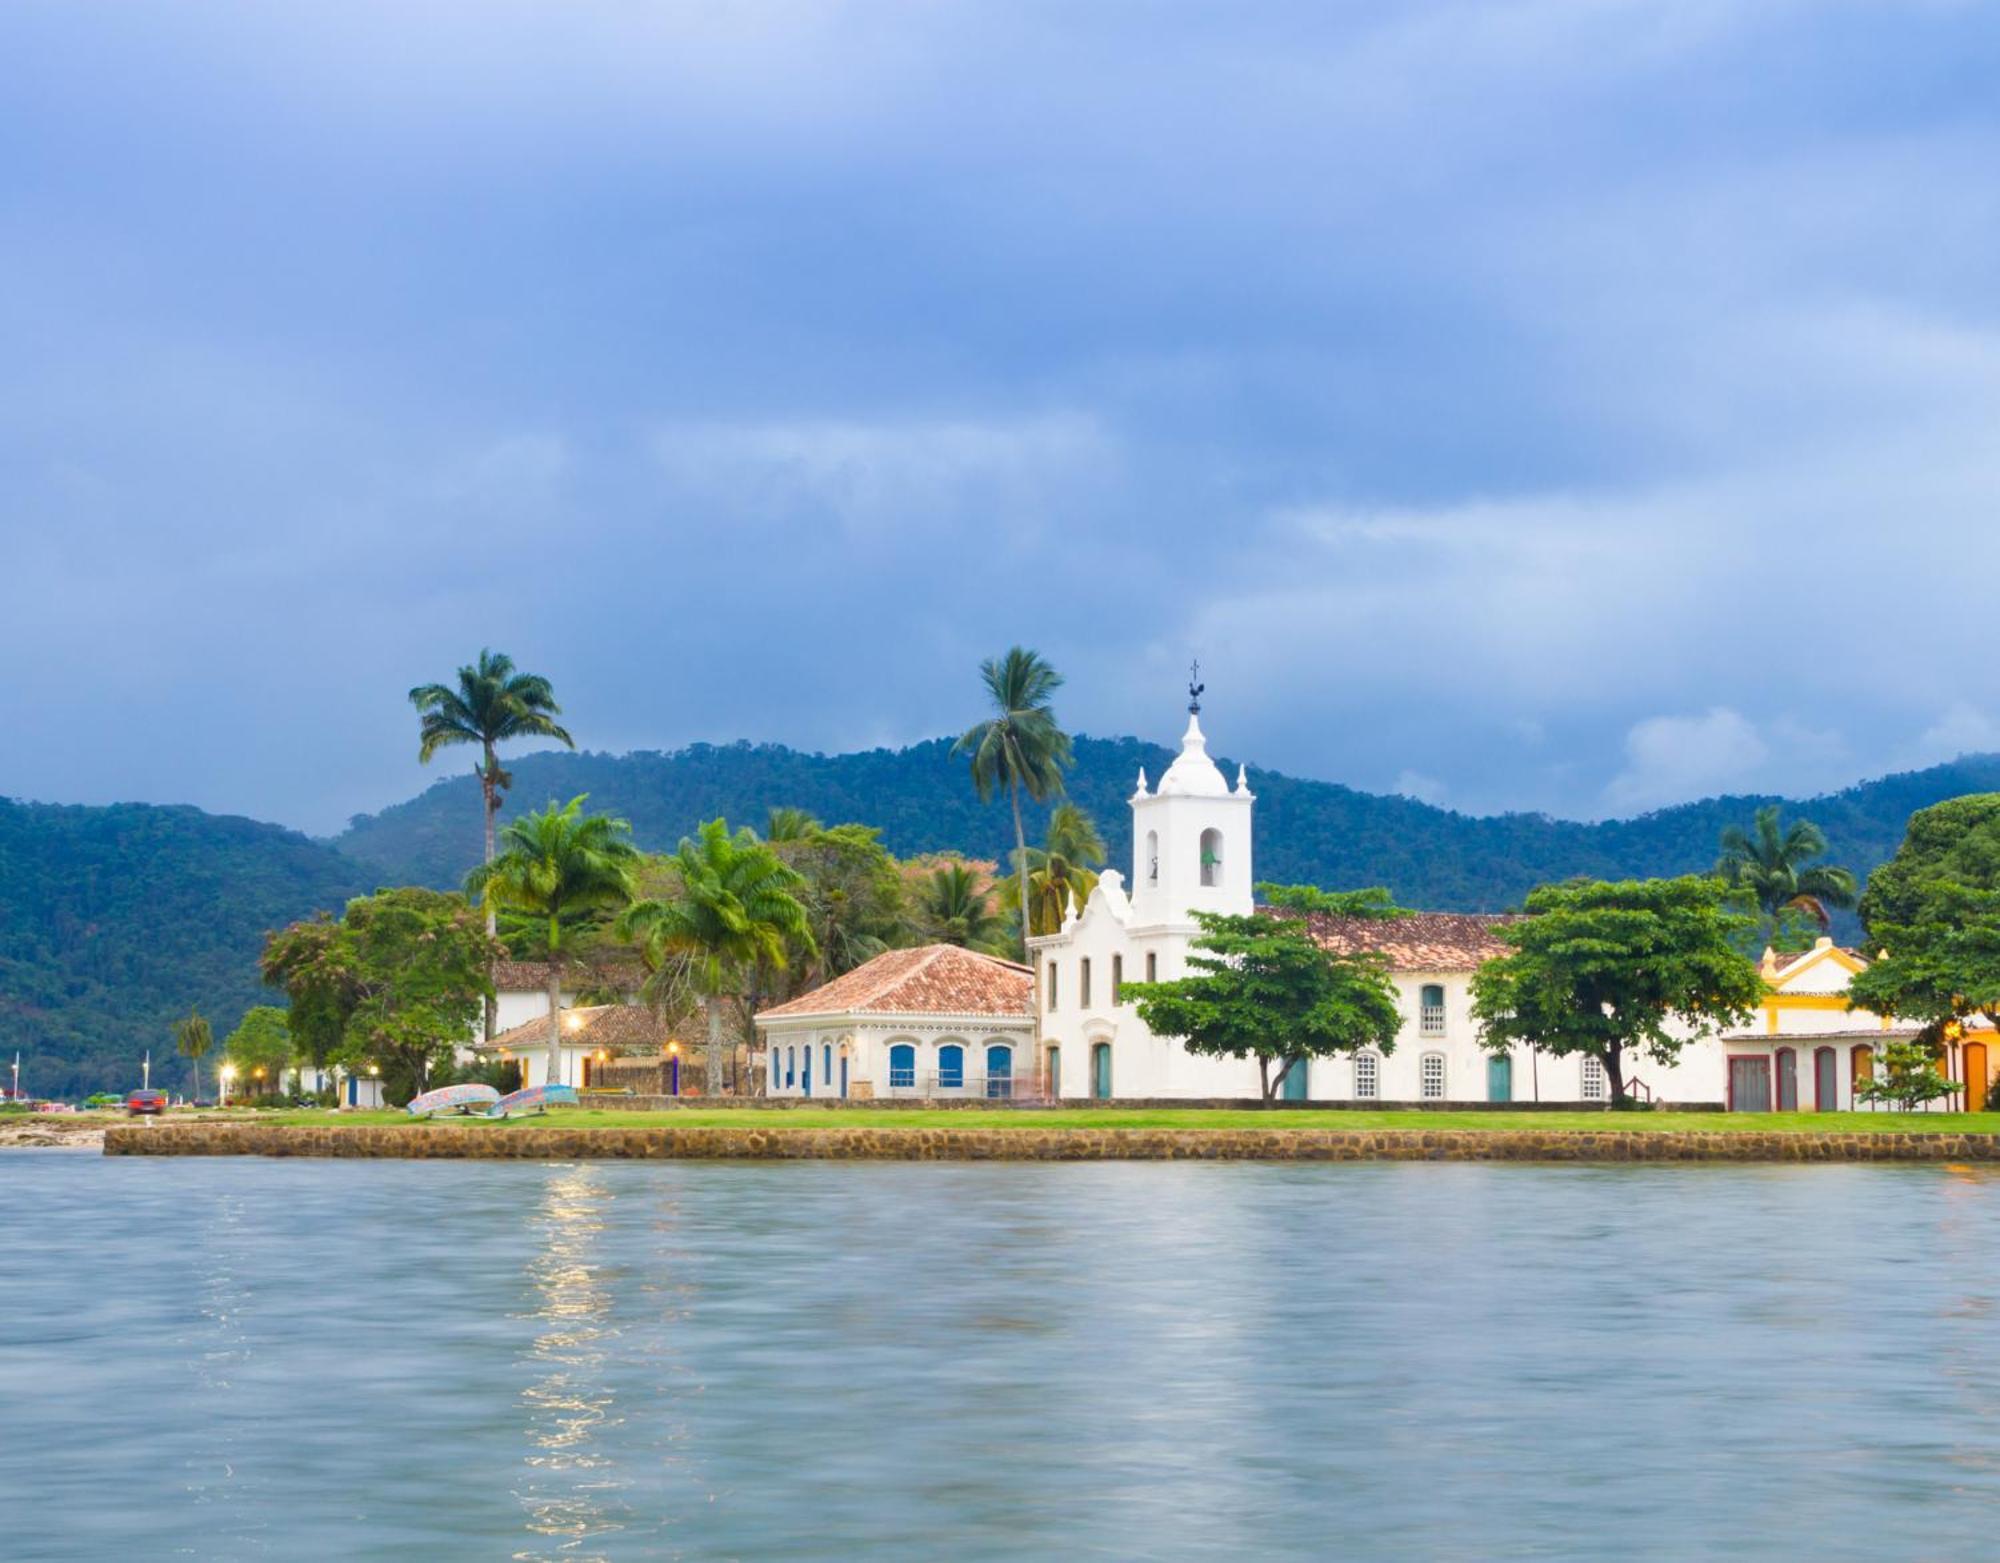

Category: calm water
[3, 1155, 1999, 1560]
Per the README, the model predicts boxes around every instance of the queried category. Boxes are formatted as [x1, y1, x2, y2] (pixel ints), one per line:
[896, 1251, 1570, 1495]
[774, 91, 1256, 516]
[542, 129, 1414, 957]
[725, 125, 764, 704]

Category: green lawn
[216, 1106, 2000, 1135]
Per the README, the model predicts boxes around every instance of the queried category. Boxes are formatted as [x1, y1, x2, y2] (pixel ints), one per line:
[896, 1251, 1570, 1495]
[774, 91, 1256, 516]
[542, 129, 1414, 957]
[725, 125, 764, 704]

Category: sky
[5, 0, 2000, 836]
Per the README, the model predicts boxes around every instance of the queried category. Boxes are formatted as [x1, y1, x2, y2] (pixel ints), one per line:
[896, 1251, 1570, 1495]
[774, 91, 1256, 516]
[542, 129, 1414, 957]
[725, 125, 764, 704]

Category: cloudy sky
[5, 1, 1999, 834]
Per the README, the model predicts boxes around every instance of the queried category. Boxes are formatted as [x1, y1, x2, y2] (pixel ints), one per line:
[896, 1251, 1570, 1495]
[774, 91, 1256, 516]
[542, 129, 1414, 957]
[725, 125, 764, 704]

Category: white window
[1420, 983, 1446, 1037]
[1581, 1056, 1607, 1102]
[1420, 1052, 1446, 1101]
[1146, 831, 1159, 886]
[1355, 1051, 1380, 1100]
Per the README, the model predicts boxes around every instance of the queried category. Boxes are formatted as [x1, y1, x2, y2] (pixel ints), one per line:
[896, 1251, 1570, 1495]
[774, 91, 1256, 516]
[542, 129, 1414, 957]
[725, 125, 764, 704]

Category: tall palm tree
[469, 796, 640, 1089]
[1716, 805, 1859, 939]
[953, 648, 1072, 970]
[409, 649, 576, 916]
[617, 819, 815, 1097]
[174, 1008, 212, 1103]
[919, 862, 1010, 954]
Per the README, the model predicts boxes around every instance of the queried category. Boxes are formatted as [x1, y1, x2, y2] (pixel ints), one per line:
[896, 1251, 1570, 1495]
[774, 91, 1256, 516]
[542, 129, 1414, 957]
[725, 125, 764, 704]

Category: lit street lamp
[219, 1063, 237, 1108]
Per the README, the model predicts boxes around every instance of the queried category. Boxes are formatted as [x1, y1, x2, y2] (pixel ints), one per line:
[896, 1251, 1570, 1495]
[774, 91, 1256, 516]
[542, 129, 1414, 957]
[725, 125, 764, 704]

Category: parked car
[126, 1089, 169, 1116]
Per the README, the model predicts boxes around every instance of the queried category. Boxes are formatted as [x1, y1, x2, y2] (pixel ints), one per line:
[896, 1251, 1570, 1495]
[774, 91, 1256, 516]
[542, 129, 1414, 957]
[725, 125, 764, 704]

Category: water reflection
[516, 1165, 628, 1561]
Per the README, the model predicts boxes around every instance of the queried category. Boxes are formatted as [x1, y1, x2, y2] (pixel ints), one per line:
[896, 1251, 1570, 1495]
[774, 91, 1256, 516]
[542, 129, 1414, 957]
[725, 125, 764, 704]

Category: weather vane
[1188, 658, 1204, 715]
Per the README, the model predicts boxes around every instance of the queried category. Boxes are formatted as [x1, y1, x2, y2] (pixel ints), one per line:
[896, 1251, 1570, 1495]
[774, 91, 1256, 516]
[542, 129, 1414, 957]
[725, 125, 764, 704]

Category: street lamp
[219, 1063, 237, 1108]
[667, 1040, 681, 1097]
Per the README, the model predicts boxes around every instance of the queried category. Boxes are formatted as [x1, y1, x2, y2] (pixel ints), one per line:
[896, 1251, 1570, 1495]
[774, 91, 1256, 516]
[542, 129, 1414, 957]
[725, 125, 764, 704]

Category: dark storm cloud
[4, 1, 1999, 831]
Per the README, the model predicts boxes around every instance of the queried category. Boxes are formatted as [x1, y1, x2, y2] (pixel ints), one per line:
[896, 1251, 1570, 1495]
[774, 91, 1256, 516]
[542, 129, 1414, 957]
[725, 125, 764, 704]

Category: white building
[756, 944, 1035, 1099]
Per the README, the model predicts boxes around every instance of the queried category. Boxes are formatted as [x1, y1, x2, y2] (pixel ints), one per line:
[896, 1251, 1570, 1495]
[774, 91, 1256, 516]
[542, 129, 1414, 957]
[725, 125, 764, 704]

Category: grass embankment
[238, 1107, 2000, 1135]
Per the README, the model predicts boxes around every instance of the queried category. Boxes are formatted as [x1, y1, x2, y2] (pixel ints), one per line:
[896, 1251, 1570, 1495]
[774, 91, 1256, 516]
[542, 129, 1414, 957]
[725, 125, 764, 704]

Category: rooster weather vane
[1188, 659, 1204, 715]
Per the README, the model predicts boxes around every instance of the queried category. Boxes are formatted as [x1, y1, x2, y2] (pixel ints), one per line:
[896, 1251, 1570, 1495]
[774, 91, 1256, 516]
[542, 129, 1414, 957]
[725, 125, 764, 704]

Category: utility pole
[142, 1050, 151, 1090]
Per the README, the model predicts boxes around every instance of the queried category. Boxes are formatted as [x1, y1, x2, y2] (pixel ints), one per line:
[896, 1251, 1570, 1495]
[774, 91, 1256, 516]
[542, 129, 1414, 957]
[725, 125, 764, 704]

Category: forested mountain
[0, 801, 372, 1099]
[11, 739, 2000, 1097]
[337, 735, 2000, 913]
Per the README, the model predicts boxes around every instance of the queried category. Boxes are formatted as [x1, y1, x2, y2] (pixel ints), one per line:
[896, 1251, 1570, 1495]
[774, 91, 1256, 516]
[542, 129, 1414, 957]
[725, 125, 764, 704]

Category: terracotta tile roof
[1299, 911, 1522, 972]
[478, 1003, 678, 1056]
[1769, 946, 1861, 976]
[756, 944, 1034, 1022]
[491, 959, 646, 995]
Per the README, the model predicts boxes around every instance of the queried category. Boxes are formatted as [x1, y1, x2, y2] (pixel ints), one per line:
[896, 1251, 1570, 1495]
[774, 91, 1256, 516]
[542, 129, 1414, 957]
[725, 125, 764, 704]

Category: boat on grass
[486, 1083, 578, 1119]
[405, 1084, 502, 1119]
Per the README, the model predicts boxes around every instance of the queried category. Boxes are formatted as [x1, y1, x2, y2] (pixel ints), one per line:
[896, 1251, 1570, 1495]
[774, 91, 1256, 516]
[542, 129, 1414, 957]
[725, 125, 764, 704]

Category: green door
[1281, 1058, 1309, 1100]
[1487, 1055, 1512, 1103]
[1091, 1042, 1112, 1100]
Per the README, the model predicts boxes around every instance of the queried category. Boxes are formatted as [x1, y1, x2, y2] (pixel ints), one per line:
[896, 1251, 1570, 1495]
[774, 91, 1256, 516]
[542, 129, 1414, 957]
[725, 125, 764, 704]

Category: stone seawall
[104, 1123, 2000, 1162]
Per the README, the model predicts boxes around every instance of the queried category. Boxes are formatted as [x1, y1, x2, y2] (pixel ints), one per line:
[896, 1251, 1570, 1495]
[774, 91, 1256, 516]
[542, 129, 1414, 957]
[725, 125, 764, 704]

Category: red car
[126, 1089, 169, 1116]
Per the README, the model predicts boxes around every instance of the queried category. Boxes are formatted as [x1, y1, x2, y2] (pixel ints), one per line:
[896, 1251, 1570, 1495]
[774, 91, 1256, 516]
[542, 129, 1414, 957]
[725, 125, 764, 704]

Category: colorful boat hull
[404, 1083, 502, 1118]
[487, 1083, 578, 1119]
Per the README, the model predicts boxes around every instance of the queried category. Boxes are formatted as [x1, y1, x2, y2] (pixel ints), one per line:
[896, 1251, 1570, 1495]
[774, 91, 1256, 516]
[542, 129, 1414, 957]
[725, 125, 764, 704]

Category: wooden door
[1775, 1049, 1798, 1111]
[1967, 1043, 1990, 1113]
[1730, 1056, 1772, 1112]
[1487, 1055, 1512, 1104]
[1814, 1047, 1837, 1111]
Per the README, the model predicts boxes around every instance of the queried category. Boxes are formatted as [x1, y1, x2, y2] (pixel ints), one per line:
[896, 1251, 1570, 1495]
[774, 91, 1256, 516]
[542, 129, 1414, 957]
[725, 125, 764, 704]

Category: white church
[741, 688, 1968, 1109]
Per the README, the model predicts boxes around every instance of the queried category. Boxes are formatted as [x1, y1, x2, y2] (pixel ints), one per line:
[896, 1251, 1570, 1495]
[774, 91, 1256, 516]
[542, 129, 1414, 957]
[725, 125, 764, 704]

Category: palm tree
[952, 648, 1072, 969]
[409, 648, 577, 922]
[469, 796, 640, 1090]
[763, 806, 823, 843]
[1716, 805, 1859, 941]
[617, 819, 816, 1097]
[174, 1008, 213, 1103]
[1021, 802, 1107, 935]
[919, 862, 1010, 954]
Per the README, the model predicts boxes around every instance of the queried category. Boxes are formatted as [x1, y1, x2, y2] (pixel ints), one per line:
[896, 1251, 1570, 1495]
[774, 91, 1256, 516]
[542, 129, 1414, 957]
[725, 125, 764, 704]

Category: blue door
[803, 1047, 812, 1098]
[888, 1044, 916, 1091]
[1047, 1046, 1060, 1098]
[986, 1045, 1013, 1099]
[839, 1054, 848, 1098]
[1487, 1055, 1512, 1103]
[1281, 1058, 1309, 1100]
[1091, 1043, 1112, 1100]
[938, 1044, 965, 1090]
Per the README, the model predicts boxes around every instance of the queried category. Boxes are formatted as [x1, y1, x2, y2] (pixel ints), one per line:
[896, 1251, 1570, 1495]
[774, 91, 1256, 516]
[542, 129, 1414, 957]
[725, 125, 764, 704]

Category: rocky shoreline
[0, 1117, 108, 1150]
[103, 1121, 2000, 1163]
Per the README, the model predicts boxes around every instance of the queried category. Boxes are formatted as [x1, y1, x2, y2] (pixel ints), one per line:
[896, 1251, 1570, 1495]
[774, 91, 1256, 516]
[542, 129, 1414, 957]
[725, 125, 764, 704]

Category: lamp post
[219, 1063, 237, 1108]
[668, 1040, 681, 1097]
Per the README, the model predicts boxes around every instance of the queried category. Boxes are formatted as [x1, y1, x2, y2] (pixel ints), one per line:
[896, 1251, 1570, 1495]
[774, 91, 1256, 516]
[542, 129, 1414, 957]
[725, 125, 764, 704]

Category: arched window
[1581, 1055, 1607, 1102]
[937, 1043, 965, 1090]
[1046, 962, 1059, 1012]
[1420, 984, 1446, 1036]
[1420, 1052, 1446, 1101]
[786, 1046, 796, 1088]
[1199, 827, 1223, 888]
[1146, 830, 1159, 886]
[1146, 952, 1158, 983]
[823, 1043, 832, 1084]
[1112, 954, 1124, 1003]
[1080, 958, 1092, 1008]
[802, 1046, 812, 1094]
[1355, 1051, 1380, 1100]
[986, 1044, 1014, 1099]
[888, 1043, 917, 1090]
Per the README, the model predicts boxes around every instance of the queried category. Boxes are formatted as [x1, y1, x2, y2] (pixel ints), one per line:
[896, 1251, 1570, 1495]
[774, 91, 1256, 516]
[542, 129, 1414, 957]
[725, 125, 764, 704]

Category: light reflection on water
[2, 1156, 2000, 1560]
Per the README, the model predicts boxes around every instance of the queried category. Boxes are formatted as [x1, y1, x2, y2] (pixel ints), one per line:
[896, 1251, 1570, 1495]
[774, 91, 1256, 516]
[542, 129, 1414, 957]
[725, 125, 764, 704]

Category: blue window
[938, 1044, 965, 1089]
[786, 1046, 796, 1088]
[888, 1044, 917, 1090]
[986, 1044, 1014, 1099]
[803, 1046, 812, 1096]
[823, 1043, 832, 1084]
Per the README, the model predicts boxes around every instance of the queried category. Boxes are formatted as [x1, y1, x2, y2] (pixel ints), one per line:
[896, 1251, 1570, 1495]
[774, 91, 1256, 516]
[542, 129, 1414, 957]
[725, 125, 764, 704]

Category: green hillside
[336, 735, 2000, 913]
[0, 800, 373, 1100]
[12, 739, 2000, 1098]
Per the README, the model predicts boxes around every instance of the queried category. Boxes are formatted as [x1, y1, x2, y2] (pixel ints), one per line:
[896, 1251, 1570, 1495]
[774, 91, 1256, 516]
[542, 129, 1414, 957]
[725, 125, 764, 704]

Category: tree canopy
[1470, 876, 1765, 1106]
[263, 886, 500, 1104]
[1127, 909, 1402, 1100]
[1716, 804, 1858, 951]
[1257, 883, 1411, 919]
[1848, 794, 2000, 1043]
[221, 1005, 293, 1095]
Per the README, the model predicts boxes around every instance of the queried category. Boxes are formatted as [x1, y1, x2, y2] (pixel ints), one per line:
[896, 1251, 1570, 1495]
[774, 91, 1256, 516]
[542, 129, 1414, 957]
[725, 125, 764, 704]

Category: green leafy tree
[1472, 876, 1765, 1106]
[221, 1005, 293, 1097]
[1015, 803, 1106, 936]
[263, 888, 501, 1103]
[769, 822, 909, 990]
[469, 796, 640, 1092]
[1716, 805, 1859, 950]
[174, 1008, 213, 1101]
[954, 647, 1073, 970]
[1257, 883, 1412, 919]
[917, 861, 1011, 954]
[1853, 1038, 1956, 1112]
[617, 819, 815, 1097]
[1127, 910, 1403, 1100]
[410, 650, 577, 1038]
[1847, 794, 2000, 1060]
[763, 806, 824, 844]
